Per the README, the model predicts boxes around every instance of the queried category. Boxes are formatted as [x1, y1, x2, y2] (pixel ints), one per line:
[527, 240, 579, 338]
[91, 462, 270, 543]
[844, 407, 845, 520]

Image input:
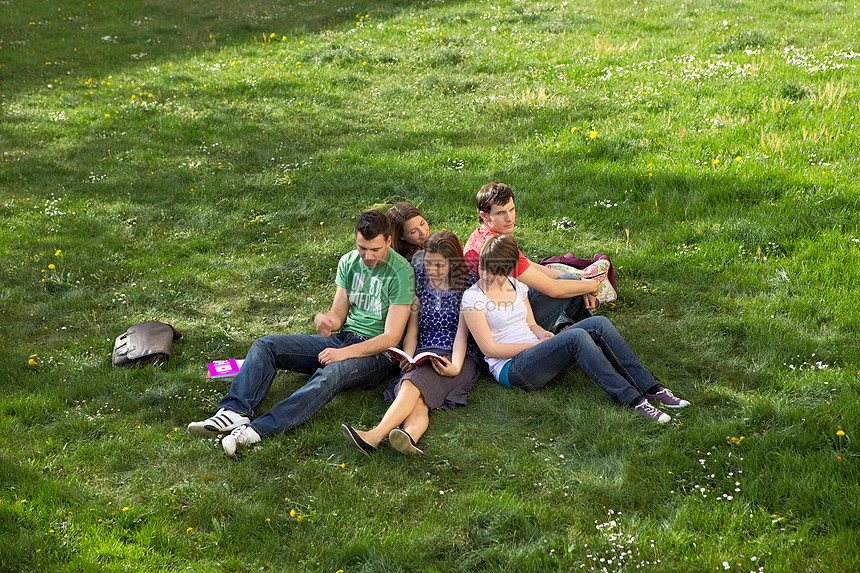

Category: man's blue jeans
[218, 332, 397, 436]
[528, 273, 593, 332]
[504, 316, 658, 407]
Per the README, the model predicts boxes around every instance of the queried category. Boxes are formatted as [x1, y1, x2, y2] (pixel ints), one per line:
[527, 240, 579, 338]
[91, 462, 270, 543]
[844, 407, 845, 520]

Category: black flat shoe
[388, 428, 424, 456]
[341, 423, 375, 456]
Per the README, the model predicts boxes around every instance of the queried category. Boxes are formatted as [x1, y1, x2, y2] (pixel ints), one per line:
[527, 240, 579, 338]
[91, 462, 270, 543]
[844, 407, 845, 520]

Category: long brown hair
[386, 202, 425, 259]
[424, 230, 468, 290]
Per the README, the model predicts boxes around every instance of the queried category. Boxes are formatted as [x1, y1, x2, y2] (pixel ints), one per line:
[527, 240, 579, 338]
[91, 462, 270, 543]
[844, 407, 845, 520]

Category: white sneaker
[222, 424, 261, 456]
[187, 408, 251, 437]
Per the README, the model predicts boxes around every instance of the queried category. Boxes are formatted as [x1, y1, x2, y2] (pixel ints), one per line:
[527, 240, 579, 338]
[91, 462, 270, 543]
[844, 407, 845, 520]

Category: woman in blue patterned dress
[342, 231, 480, 456]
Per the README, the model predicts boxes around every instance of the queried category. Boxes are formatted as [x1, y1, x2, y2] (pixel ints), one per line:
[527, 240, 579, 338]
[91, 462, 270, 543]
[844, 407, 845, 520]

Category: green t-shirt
[335, 247, 415, 339]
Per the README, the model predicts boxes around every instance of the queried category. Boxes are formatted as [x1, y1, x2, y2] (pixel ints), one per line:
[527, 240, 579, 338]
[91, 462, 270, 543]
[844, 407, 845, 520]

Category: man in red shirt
[463, 182, 598, 332]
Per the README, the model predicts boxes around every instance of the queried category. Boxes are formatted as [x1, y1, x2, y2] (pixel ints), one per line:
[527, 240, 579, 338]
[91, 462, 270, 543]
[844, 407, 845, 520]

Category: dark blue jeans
[219, 332, 397, 436]
[528, 273, 592, 332]
[504, 316, 658, 406]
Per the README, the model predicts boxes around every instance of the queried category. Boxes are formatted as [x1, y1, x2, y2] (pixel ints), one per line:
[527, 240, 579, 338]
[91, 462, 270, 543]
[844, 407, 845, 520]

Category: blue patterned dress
[384, 268, 482, 410]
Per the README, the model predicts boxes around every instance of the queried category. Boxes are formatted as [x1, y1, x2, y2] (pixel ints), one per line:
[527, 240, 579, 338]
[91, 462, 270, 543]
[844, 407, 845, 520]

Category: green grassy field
[2, 0, 859, 571]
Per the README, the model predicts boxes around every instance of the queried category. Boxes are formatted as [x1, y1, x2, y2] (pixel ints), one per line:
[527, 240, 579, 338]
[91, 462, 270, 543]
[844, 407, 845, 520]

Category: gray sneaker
[188, 408, 251, 436]
[222, 424, 261, 456]
[633, 398, 671, 424]
[644, 386, 690, 408]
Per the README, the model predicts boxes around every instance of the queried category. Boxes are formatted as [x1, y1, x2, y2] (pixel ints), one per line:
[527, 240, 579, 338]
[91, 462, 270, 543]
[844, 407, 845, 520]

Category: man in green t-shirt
[188, 210, 415, 455]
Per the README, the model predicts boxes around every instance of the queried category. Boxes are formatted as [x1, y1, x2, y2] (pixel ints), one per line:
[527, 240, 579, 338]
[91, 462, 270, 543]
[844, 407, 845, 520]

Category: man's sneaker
[388, 428, 424, 456]
[644, 386, 690, 408]
[187, 408, 251, 437]
[632, 397, 671, 424]
[222, 424, 261, 456]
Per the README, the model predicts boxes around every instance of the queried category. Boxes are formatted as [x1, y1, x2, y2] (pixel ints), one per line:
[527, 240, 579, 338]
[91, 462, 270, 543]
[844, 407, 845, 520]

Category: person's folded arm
[462, 307, 538, 360]
[318, 303, 412, 365]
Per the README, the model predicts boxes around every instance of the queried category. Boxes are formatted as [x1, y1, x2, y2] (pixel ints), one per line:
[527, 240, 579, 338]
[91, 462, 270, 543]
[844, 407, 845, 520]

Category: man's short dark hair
[476, 182, 514, 223]
[355, 210, 391, 241]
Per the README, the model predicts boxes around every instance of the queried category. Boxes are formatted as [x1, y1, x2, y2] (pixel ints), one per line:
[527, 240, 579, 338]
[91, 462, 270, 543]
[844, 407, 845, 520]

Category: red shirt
[463, 226, 531, 277]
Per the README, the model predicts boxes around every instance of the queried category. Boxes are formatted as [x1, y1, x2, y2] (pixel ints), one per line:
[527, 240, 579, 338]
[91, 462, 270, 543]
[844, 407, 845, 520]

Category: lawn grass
[2, 0, 859, 571]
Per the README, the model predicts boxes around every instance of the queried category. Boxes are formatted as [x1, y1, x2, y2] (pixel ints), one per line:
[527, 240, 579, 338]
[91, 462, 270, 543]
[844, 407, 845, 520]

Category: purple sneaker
[632, 397, 671, 423]
[644, 386, 690, 408]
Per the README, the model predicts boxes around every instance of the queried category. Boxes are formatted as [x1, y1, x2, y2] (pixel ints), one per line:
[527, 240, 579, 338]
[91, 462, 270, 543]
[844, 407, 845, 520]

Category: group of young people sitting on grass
[187, 182, 690, 457]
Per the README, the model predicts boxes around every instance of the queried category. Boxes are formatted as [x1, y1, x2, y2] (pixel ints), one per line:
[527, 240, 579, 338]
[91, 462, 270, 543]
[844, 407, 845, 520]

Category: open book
[206, 359, 244, 379]
[388, 347, 443, 366]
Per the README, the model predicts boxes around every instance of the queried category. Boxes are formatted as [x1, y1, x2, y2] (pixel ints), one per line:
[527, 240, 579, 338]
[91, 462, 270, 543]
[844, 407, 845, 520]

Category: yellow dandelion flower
[588, 131, 598, 139]
[837, 430, 845, 436]
[296, 515, 303, 522]
[837, 456, 843, 461]
[735, 156, 743, 162]
[290, 509, 296, 517]
[341, 462, 346, 468]
[712, 158, 719, 165]
[28, 358, 37, 365]
[55, 250, 62, 256]
[48, 264, 55, 269]
[265, 517, 271, 523]
[122, 506, 129, 512]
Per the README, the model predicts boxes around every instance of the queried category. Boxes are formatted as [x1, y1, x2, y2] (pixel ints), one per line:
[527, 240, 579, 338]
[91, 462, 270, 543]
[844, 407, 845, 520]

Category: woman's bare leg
[402, 395, 430, 442]
[354, 380, 422, 447]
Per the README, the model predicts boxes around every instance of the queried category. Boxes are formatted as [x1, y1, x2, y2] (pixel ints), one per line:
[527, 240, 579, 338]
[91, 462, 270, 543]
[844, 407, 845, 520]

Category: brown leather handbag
[112, 321, 182, 368]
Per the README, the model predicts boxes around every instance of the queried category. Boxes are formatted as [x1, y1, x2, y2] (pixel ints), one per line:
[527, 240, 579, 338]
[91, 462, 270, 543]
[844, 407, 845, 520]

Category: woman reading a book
[342, 230, 480, 456]
[461, 235, 690, 424]
[386, 202, 430, 267]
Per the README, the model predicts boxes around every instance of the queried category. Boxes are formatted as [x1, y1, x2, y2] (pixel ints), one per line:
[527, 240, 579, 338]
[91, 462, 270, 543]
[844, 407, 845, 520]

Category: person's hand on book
[430, 356, 460, 377]
[399, 358, 416, 373]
